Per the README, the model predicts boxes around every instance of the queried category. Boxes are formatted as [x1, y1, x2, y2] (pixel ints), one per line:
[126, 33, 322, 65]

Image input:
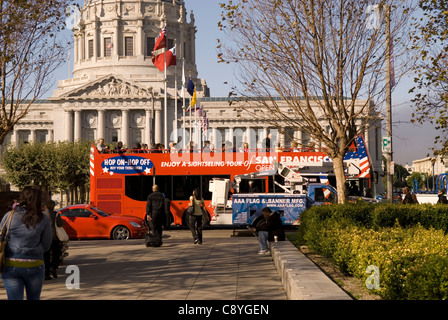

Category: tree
[393, 163, 410, 189]
[1, 140, 91, 203]
[218, 0, 414, 203]
[0, 0, 71, 145]
[410, 0, 448, 161]
[1, 141, 58, 191]
[54, 140, 91, 204]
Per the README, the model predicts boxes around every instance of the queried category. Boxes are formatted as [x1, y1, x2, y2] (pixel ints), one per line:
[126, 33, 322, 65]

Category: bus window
[155, 176, 172, 200]
[125, 176, 152, 201]
[125, 176, 172, 201]
[201, 175, 231, 200]
[172, 175, 201, 200]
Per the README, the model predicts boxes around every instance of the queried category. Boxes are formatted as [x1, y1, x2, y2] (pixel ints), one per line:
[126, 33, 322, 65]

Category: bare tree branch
[219, 0, 415, 202]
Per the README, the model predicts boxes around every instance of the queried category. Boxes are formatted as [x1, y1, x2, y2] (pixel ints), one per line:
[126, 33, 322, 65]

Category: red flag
[166, 46, 176, 67]
[152, 53, 165, 72]
[152, 46, 176, 72]
[153, 27, 166, 52]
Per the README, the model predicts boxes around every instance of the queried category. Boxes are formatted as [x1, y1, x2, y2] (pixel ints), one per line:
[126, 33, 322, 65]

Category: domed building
[0, 0, 385, 195]
[5, 0, 208, 149]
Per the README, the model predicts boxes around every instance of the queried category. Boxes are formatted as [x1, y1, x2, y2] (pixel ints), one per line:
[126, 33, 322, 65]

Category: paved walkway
[0, 229, 287, 300]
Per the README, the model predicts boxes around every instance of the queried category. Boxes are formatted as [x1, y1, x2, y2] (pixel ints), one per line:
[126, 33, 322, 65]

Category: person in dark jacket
[43, 199, 64, 280]
[146, 185, 166, 246]
[438, 188, 448, 204]
[402, 186, 417, 204]
[252, 207, 285, 255]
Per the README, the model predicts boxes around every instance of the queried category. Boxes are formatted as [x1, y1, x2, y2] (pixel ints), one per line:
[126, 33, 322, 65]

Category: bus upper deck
[89, 135, 373, 225]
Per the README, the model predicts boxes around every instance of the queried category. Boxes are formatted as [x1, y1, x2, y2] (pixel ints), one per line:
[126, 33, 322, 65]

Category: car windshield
[91, 207, 111, 217]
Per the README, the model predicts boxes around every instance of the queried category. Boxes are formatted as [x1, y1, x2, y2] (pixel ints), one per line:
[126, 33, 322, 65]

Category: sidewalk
[0, 229, 350, 300]
[0, 229, 286, 300]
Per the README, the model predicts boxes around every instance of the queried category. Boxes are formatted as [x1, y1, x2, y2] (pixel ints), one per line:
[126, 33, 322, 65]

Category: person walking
[1, 186, 52, 300]
[188, 189, 207, 245]
[43, 199, 64, 280]
[145, 185, 166, 247]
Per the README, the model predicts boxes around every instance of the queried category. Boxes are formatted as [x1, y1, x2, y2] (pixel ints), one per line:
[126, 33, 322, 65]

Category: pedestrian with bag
[0, 186, 51, 300]
[188, 189, 208, 245]
[145, 185, 166, 247]
[43, 199, 64, 280]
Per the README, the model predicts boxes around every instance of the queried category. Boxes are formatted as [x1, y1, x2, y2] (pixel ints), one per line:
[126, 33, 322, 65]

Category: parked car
[58, 204, 147, 240]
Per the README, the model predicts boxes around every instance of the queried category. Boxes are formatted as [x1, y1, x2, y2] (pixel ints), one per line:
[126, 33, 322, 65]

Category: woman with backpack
[1, 186, 52, 300]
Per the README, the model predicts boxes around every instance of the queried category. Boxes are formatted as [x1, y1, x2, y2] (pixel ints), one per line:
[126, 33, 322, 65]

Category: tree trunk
[333, 155, 347, 204]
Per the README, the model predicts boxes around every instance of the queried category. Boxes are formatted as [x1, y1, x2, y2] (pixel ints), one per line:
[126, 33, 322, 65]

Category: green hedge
[297, 203, 448, 300]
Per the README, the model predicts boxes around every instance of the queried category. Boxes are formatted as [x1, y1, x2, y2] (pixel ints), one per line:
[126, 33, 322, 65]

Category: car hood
[108, 214, 145, 224]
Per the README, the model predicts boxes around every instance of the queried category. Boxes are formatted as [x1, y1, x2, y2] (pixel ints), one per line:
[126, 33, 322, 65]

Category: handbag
[55, 214, 69, 242]
[0, 210, 15, 272]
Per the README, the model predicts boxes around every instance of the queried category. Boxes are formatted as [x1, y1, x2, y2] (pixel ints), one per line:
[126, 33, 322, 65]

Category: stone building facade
[1, 0, 384, 192]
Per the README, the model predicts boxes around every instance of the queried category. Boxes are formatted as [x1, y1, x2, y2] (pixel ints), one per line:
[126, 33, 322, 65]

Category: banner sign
[101, 156, 154, 175]
[232, 194, 312, 226]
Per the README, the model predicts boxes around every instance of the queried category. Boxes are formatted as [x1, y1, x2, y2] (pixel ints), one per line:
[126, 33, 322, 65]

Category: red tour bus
[89, 135, 373, 226]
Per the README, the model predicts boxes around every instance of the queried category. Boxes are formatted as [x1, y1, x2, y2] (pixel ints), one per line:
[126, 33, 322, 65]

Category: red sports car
[58, 204, 147, 240]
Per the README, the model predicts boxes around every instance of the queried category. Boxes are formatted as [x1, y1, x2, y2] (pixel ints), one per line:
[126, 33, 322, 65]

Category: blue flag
[187, 78, 195, 96]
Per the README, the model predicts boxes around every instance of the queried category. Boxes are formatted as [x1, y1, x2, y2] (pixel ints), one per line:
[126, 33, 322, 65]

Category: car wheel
[111, 226, 130, 240]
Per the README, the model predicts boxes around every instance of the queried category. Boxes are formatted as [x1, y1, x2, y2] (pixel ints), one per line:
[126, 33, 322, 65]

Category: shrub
[297, 203, 448, 299]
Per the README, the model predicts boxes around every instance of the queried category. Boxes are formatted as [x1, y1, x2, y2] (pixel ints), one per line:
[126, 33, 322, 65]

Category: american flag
[344, 135, 371, 178]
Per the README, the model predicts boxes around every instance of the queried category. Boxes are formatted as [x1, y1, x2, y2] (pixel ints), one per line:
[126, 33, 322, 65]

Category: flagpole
[163, 21, 168, 149]
[174, 41, 178, 145]
[189, 96, 192, 145]
[182, 58, 186, 148]
[194, 99, 197, 149]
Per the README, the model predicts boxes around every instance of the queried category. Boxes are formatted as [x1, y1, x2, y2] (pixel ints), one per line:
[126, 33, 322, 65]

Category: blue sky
[47, 0, 437, 166]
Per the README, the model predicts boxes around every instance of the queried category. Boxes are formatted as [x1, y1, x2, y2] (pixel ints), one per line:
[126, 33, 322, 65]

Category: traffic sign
[382, 136, 391, 153]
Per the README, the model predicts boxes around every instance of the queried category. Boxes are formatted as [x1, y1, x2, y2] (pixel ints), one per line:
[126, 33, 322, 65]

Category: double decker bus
[89, 135, 373, 226]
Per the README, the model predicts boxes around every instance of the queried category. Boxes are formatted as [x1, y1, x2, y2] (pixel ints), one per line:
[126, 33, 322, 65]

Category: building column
[122, 109, 129, 147]
[227, 127, 234, 148]
[136, 19, 143, 57]
[11, 129, 18, 148]
[30, 129, 36, 143]
[295, 130, 302, 146]
[97, 110, 105, 141]
[65, 110, 73, 142]
[74, 35, 78, 63]
[93, 21, 98, 62]
[47, 129, 54, 143]
[154, 109, 162, 145]
[74, 110, 82, 141]
[113, 22, 119, 58]
[145, 109, 152, 146]
[279, 131, 285, 149]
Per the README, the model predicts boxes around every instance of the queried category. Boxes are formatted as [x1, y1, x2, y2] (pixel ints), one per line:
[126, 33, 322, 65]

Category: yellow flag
[190, 89, 197, 107]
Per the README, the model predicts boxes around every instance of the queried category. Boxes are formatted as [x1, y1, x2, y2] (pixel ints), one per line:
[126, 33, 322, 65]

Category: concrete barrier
[270, 240, 352, 300]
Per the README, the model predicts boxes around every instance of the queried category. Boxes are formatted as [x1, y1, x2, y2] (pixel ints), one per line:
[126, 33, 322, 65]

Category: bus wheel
[112, 226, 130, 240]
